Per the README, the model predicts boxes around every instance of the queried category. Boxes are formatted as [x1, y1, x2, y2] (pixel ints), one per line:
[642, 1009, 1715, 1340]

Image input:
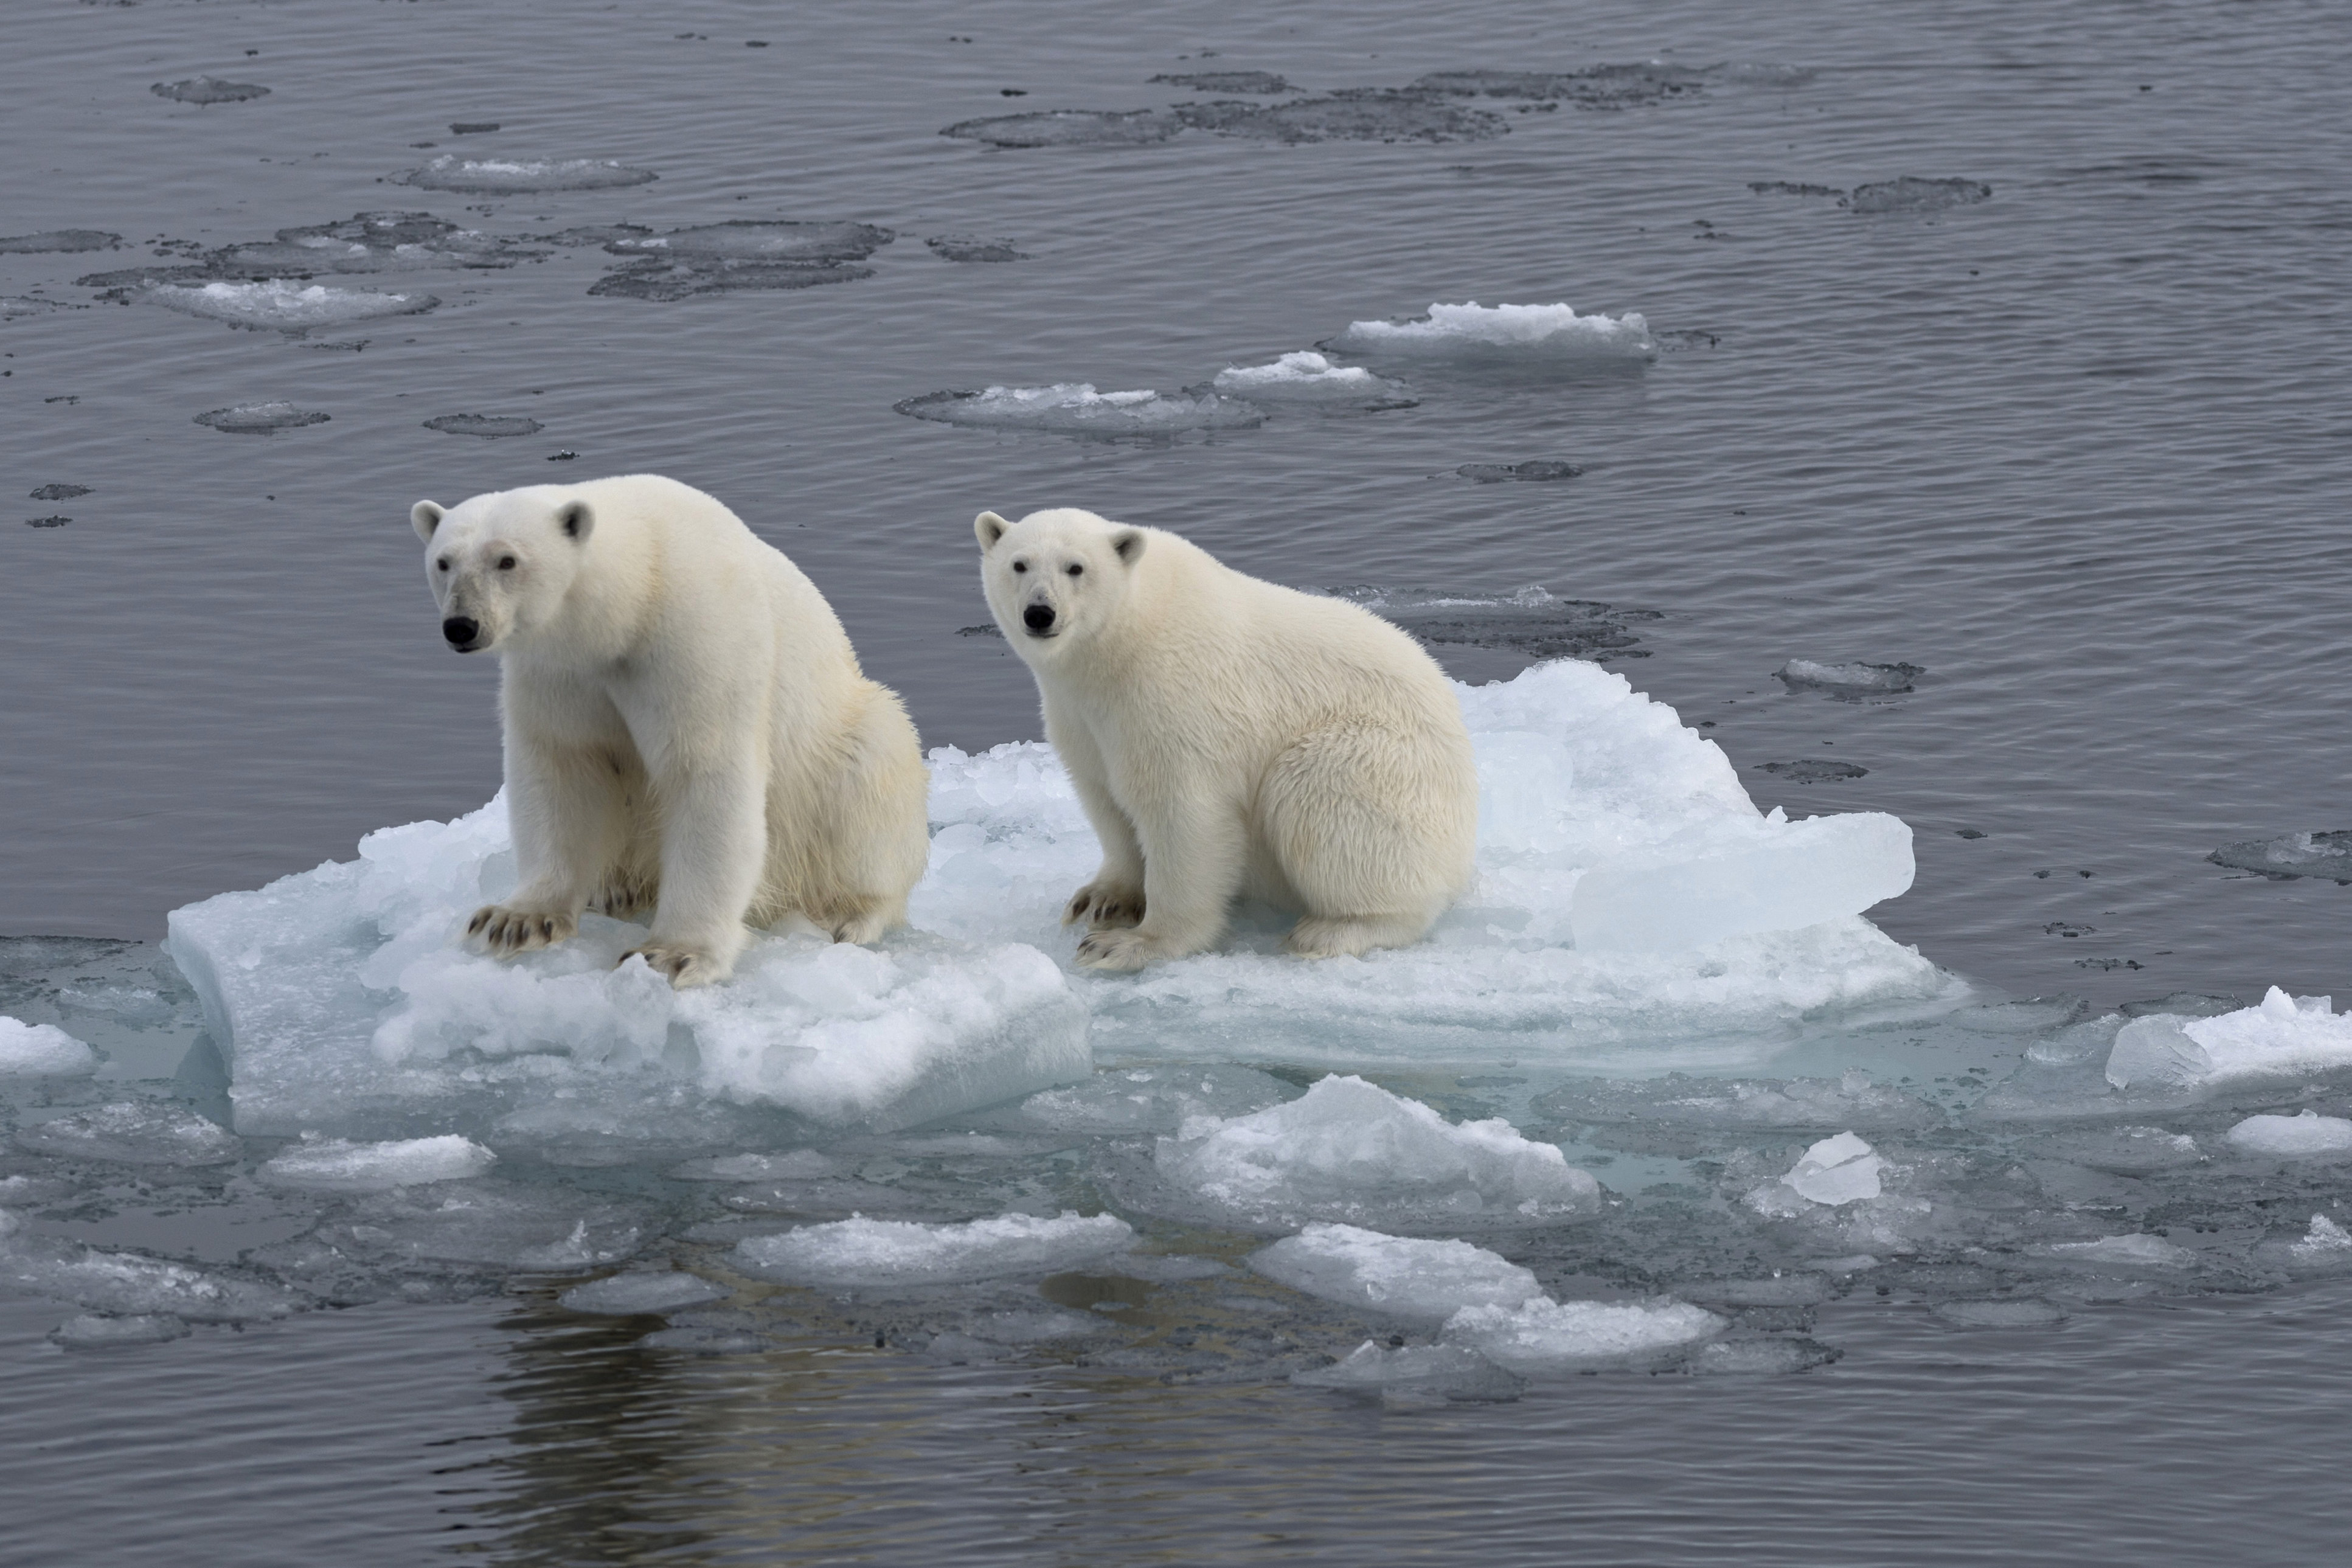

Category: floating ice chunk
[915, 659, 1951, 1066]
[0, 1016, 97, 1076]
[2038, 1233, 2194, 1270]
[2292, 1215, 2352, 1262]
[1292, 1340, 1524, 1403]
[1844, 177, 1990, 215]
[1747, 1132, 1887, 1211]
[1155, 1076, 1598, 1229]
[1932, 1298, 2069, 1328]
[193, 401, 330, 435]
[49, 1313, 192, 1348]
[148, 280, 437, 333]
[164, 794, 1089, 1137]
[2226, 1110, 2352, 1158]
[1328, 302, 1656, 366]
[2208, 830, 2352, 884]
[1248, 1224, 1541, 1319]
[732, 1210, 1134, 1288]
[1013, 1064, 1292, 1135]
[2106, 988, 2352, 1091]
[257, 1134, 496, 1191]
[152, 77, 269, 104]
[400, 155, 656, 192]
[18, 1101, 238, 1166]
[423, 414, 543, 439]
[313, 1183, 648, 1272]
[1212, 351, 1410, 406]
[0, 230, 119, 254]
[1539, 1071, 1939, 1133]
[0, 1227, 294, 1321]
[558, 1270, 730, 1315]
[1443, 1296, 1722, 1372]
[895, 383, 1264, 438]
[1687, 1337, 1840, 1375]
[1569, 811, 1913, 953]
[1777, 659, 1924, 694]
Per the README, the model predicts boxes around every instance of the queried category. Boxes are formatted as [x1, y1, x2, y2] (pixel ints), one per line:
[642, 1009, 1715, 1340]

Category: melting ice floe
[1151, 1075, 1600, 1230]
[398, 155, 656, 193]
[558, 1270, 731, 1315]
[2104, 987, 2352, 1092]
[18, 1102, 240, 1166]
[2226, 1111, 2352, 1158]
[257, 1134, 497, 1191]
[1248, 1223, 1542, 1319]
[1212, 350, 1412, 407]
[163, 658, 1937, 1142]
[1327, 301, 1656, 367]
[0, 1017, 97, 1077]
[1441, 1296, 1724, 1372]
[894, 383, 1264, 437]
[147, 279, 438, 333]
[733, 1212, 1134, 1287]
[193, 401, 330, 435]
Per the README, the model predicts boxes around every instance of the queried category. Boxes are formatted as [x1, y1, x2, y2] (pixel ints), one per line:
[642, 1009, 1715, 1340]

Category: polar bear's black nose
[1023, 604, 1056, 634]
[443, 616, 480, 648]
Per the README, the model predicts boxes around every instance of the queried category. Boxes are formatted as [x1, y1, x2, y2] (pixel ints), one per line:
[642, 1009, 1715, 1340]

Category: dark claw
[467, 910, 490, 935]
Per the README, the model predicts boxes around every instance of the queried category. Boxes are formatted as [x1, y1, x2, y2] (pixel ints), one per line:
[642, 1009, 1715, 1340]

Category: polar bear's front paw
[1063, 880, 1145, 931]
[622, 943, 723, 989]
[468, 905, 577, 957]
[1073, 927, 1172, 972]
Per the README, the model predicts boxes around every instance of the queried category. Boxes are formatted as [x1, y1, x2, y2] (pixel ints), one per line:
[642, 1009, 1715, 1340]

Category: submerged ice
[895, 383, 1264, 438]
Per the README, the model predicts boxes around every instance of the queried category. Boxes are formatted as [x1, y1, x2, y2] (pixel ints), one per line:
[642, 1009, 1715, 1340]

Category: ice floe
[163, 795, 1088, 1139]
[0, 230, 119, 254]
[400, 155, 656, 193]
[257, 1134, 496, 1191]
[148, 279, 437, 333]
[1778, 659, 1925, 695]
[1152, 1075, 1600, 1230]
[1247, 1224, 1541, 1319]
[49, 1313, 193, 1349]
[1442, 1296, 1722, 1372]
[2227, 1110, 2352, 1158]
[0, 1017, 97, 1076]
[2208, 830, 2352, 884]
[193, 401, 330, 435]
[423, 414, 544, 439]
[1212, 350, 1411, 407]
[1539, 1071, 1940, 1137]
[1744, 1132, 1888, 1212]
[926, 234, 1027, 263]
[0, 1218, 295, 1321]
[732, 1211, 1134, 1288]
[1292, 1341, 1524, 1403]
[152, 77, 269, 105]
[1327, 301, 1656, 367]
[2105, 987, 2352, 1092]
[1845, 177, 1991, 215]
[1334, 586, 1656, 662]
[895, 383, 1264, 438]
[305, 1183, 650, 1272]
[558, 1270, 731, 1315]
[942, 109, 1185, 148]
[918, 659, 1943, 1065]
[588, 221, 892, 299]
[18, 1101, 238, 1166]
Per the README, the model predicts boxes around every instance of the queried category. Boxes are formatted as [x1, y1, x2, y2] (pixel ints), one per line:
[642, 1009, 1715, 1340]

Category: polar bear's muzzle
[1022, 603, 1058, 637]
[443, 615, 486, 652]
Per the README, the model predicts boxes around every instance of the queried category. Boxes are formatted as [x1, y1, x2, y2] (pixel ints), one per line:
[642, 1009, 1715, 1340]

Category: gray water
[3, 0, 2350, 1561]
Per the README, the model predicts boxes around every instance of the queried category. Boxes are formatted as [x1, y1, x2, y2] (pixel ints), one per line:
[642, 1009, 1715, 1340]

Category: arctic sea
[4, 0, 2351, 1563]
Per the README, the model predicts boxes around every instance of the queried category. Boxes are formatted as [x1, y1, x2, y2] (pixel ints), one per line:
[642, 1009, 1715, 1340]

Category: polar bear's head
[410, 486, 595, 654]
[974, 507, 1148, 660]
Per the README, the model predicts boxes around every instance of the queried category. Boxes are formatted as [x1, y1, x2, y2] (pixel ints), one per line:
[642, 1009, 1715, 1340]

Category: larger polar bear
[975, 506, 1478, 970]
[413, 474, 929, 987]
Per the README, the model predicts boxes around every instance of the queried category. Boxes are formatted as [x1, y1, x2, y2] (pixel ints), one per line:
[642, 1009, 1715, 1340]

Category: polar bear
[414, 474, 929, 987]
[974, 506, 1477, 970]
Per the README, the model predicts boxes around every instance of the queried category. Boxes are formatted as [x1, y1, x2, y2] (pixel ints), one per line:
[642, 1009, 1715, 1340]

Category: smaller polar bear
[975, 506, 1478, 970]
[414, 474, 929, 987]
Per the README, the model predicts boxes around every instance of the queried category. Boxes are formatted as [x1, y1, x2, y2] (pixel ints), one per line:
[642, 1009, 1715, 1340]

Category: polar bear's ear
[411, 501, 445, 543]
[555, 500, 594, 543]
[974, 511, 1010, 550]
[1109, 528, 1146, 566]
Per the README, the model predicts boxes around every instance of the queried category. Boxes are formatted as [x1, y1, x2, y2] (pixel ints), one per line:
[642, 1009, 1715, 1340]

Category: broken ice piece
[0, 1016, 99, 1077]
[1291, 1340, 1524, 1403]
[1755, 1131, 1887, 1209]
[17, 1101, 239, 1166]
[48, 1313, 193, 1348]
[2225, 1109, 2352, 1158]
[257, 1133, 496, 1191]
[1441, 1295, 1722, 1372]
[731, 1210, 1134, 1288]
[1247, 1223, 1541, 1320]
[558, 1270, 731, 1315]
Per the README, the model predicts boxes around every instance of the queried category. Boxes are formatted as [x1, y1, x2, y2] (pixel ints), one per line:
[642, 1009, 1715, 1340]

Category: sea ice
[0, 1016, 97, 1076]
[941, 109, 1185, 148]
[1153, 1075, 1599, 1229]
[0, 230, 119, 254]
[1292, 1341, 1524, 1403]
[1212, 350, 1409, 406]
[257, 1134, 496, 1191]
[2036, 1233, 2194, 1271]
[48, 1313, 192, 1348]
[148, 280, 437, 333]
[2289, 1215, 2352, 1264]
[2226, 1110, 2352, 1158]
[1844, 177, 1991, 215]
[1327, 302, 1656, 366]
[916, 659, 1947, 1065]
[1010, 1064, 1292, 1135]
[400, 155, 656, 192]
[17, 1101, 238, 1166]
[1747, 1132, 1888, 1209]
[894, 383, 1264, 438]
[309, 1183, 650, 1272]
[558, 1270, 731, 1315]
[1685, 1337, 1840, 1375]
[193, 402, 331, 435]
[0, 1219, 295, 1321]
[1539, 1071, 1940, 1134]
[164, 794, 1089, 1138]
[1336, 585, 1651, 662]
[2106, 987, 2352, 1091]
[1441, 1295, 1722, 1372]
[731, 1210, 1134, 1288]
[1151, 71, 1294, 95]
[423, 414, 544, 439]
[2208, 830, 2352, 884]
[1247, 1224, 1542, 1319]
[152, 77, 269, 104]
[1777, 659, 1925, 695]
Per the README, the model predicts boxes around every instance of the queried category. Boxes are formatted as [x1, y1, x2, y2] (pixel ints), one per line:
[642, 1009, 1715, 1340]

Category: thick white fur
[414, 474, 928, 987]
[974, 506, 1477, 971]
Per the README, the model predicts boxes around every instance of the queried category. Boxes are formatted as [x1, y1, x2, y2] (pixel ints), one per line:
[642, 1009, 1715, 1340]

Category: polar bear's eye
[435, 557, 451, 572]
[1011, 560, 1028, 574]
[497, 555, 518, 571]
[1066, 563, 1083, 577]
